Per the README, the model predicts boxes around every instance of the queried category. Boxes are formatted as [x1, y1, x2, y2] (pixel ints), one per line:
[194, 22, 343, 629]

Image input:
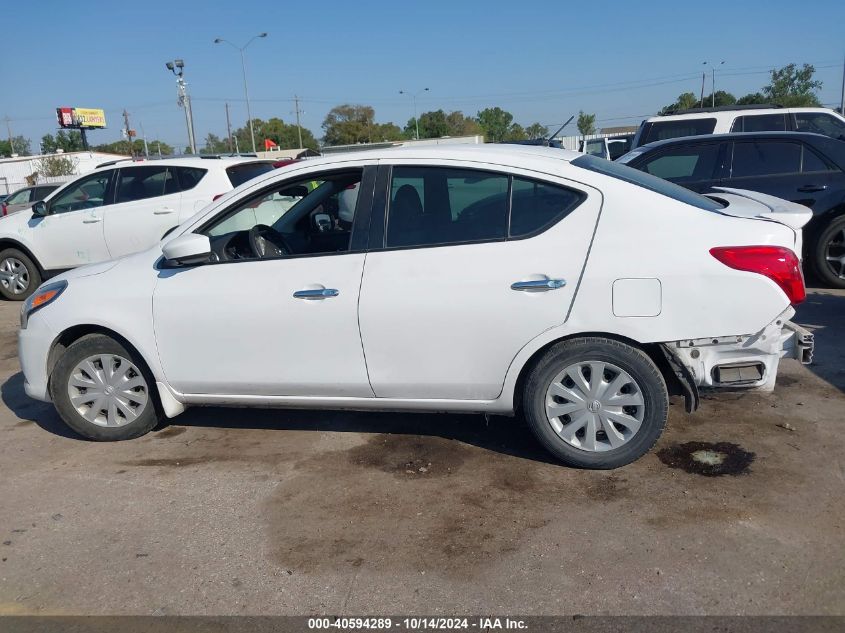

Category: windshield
[571, 154, 724, 212]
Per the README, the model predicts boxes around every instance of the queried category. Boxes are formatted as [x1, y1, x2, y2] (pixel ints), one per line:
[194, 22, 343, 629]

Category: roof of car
[634, 131, 837, 151]
[644, 106, 831, 123]
[93, 155, 273, 170]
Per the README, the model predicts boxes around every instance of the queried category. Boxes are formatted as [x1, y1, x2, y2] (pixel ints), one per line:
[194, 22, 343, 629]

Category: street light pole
[703, 61, 726, 107]
[165, 59, 197, 154]
[214, 33, 268, 153]
[399, 88, 429, 139]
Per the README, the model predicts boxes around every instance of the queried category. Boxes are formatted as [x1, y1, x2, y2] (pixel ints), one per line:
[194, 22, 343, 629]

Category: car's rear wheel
[813, 215, 845, 289]
[50, 334, 162, 440]
[522, 337, 668, 469]
[0, 248, 41, 300]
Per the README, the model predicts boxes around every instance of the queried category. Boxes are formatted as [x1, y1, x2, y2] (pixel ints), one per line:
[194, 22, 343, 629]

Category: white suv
[633, 106, 845, 148]
[0, 156, 275, 300]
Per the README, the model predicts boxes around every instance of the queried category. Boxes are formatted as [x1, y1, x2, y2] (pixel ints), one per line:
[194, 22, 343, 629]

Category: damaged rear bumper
[664, 307, 813, 393]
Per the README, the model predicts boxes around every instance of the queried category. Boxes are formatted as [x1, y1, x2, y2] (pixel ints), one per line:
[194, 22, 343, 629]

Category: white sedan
[17, 146, 814, 468]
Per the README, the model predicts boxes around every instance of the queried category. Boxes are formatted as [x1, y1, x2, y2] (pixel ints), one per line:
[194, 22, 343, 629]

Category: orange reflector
[31, 289, 59, 309]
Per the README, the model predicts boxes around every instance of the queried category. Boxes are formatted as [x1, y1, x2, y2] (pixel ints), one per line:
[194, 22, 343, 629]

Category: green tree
[658, 92, 700, 115]
[702, 90, 737, 107]
[445, 111, 481, 136]
[371, 122, 403, 142]
[0, 136, 31, 156]
[406, 109, 450, 139]
[577, 111, 596, 136]
[763, 63, 822, 107]
[34, 154, 78, 177]
[41, 130, 85, 153]
[476, 107, 516, 142]
[93, 139, 174, 156]
[736, 92, 767, 105]
[322, 105, 377, 145]
[234, 117, 319, 152]
[525, 122, 548, 140]
[201, 133, 231, 154]
[503, 123, 528, 142]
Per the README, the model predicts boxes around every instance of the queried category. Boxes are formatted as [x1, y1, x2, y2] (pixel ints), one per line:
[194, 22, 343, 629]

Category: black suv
[619, 132, 845, 288]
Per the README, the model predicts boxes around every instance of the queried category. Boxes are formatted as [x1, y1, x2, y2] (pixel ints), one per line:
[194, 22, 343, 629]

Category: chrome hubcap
[545, 361, 645, 452]
[67, 354, 148, 427]
[824, 228, 845, 280]
[0, 257, 30, 295]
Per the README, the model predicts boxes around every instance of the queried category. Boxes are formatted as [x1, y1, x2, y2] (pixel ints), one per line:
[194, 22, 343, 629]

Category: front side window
[116, 166, 176, 203]
[49, 171, 113, 214]
[640, 144, 721, 182]
[794, 112, 845, 141]
[202, 169, 362, 260]
[638, 118, 717, 146]
[386, 167, 508, 248]
[730, 114, 788, 132]
[730, 142, 801, 178]
[5, 188, 32, 205]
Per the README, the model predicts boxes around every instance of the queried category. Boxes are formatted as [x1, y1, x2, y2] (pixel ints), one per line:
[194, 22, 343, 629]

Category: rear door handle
[511, 278, 566, 292]
[154, 207, 175, 215]
[82, 217, 102, 224]
[293, 288, 339, 300]
[797, 184, 828, 192]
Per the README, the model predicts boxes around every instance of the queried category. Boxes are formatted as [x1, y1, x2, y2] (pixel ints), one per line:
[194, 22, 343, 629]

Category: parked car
[18, 146, 813, 469]
[632, 105, 845, 148]
[579, 135, 633, 160]
[1, 184, 61, 217]
[0, 156, 275, 300]
[618, 131, 845, 288]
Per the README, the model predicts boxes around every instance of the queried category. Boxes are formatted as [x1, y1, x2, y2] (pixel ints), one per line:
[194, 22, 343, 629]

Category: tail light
[1, 203, 6, 216]
[710, 245, 805, 304]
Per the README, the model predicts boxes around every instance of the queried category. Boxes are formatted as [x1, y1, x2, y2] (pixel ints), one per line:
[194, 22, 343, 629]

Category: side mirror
[161, 233, 211, 265]
[32, 201, 48, 217]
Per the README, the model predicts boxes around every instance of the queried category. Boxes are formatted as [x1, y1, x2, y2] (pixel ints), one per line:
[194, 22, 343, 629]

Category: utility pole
[214, 34, 268, 153]
[840, 52, 845, 116]
[165, 59, 197, 154]
[699, 72, 706, 108]
[225, 102, 233, 153]
[123, 109, 134, 157]
[294, 95, 303, 149]
[4, 116, 14, 154]
[139, 122, 150, 157]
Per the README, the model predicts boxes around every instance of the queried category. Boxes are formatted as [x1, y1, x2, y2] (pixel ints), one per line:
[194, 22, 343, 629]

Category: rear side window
[509, 178, 584, 238]
[174, 167, 207, 191]
[730, 114, 788, 132]
[794, 112, 845, 140]
[572, 154, 724, 212]
[640, 144, 721, 182]
[638, 118, 716, 146]
[386, 167, 508, 248]
[226, 162, 275, 188]
[730, 142, 801, 178]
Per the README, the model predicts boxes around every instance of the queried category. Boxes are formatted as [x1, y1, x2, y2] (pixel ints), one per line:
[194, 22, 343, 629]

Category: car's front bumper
[19, 313, 55, 403]
[669, 307, 812, 392]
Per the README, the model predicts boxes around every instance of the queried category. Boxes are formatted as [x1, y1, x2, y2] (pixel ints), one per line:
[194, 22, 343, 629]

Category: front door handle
[511, 278, 567, 292]
[797, 184, 828, 192]
[154, 207, 175, 215]
[82, 217, 102, 224]
[293, 288, 339, 300]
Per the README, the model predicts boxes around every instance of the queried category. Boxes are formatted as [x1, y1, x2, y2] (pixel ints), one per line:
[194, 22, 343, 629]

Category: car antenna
[546, 115, 575, 145]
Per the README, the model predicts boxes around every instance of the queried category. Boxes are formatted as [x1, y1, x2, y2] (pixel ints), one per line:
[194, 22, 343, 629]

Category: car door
[29, 170, 114, 269]
[722, 140, 830, 209]
[152, 164, 376, 397]
[631, 141, 726, 193]
[357, 162, 601, 400]
[104, 165, 182, 257]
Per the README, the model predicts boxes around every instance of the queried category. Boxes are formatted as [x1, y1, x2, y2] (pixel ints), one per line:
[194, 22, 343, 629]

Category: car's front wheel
[522, 337, 668, 469]
[0, 248, 41, 300]
[50, 334, 162, 440]
[812, 215, 845, 289]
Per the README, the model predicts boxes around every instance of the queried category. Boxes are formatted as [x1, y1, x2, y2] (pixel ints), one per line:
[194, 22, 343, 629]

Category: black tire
[50, 334, 163, 441]
[522, 337, 668, 469]
[811, 215, 845, 289]
[0, 247, 41, 301]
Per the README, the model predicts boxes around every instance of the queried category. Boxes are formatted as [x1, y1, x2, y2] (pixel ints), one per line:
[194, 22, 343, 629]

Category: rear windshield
[571, 154, 724, 212]
[637, 118, 717, 146]
[226, 162, 276, 188]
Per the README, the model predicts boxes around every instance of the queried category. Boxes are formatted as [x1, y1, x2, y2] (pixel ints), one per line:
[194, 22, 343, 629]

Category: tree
[407, 109, 450, 139]
[445, 111, 481, 136]
[736, 92, 767, 105]
[34, 154, 78, 178]
[233, 117, 319, 152]
[371, 122, 403, 142]
[658, 92, 700, 115]
[702, 90, 737, 107]
[0, 136, 32, 156]
[476, 107, 515, 142]
[503, 123, 528, 142]
[525, 122, 548, 140]
[763, 63, 822, 107]
[41, 130, 84, 153]
[577, 111, 596, 136]
[201, 133, 231, 154]
[92, 139, 174, 156]
[322, 105, 378, 145]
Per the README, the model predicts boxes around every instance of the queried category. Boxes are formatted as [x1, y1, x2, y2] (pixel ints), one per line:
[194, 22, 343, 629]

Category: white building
[0, 151, 126, 195]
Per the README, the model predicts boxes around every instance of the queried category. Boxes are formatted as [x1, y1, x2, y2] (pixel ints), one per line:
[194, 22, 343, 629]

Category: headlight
[20, 280, 67, 329]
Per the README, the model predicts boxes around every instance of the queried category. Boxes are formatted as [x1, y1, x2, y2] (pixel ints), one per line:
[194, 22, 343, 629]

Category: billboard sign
[56, 107, 107, 129]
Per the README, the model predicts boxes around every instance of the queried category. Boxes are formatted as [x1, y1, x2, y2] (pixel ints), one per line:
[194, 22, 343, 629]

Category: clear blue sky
[1, 0, 843, 150]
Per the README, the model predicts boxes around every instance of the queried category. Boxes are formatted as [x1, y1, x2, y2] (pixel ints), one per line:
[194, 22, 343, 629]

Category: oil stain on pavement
[656, 441, 755, 477]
